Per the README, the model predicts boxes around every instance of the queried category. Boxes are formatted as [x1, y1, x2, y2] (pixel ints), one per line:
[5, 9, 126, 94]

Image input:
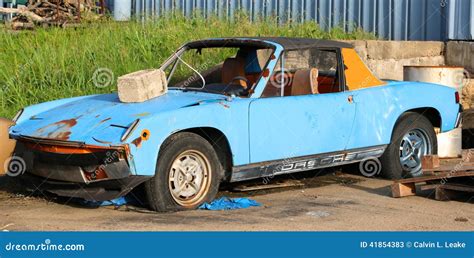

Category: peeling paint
[134, 112, 151, 117]
[131, 136, 142, 148]
[132, 129, 151, 148]
[92, 117, 112, 130]
[35, 118, 78, 140]
[218, 102, 230, 109]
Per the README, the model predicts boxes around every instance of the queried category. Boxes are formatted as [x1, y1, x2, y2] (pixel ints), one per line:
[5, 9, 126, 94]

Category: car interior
[168, 46, 342, 97]
[261, 48, 341, 97]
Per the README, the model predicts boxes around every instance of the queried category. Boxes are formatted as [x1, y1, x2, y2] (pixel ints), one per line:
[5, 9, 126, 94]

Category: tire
[145, 132, 222, 212]
[380, 112, 437, 179]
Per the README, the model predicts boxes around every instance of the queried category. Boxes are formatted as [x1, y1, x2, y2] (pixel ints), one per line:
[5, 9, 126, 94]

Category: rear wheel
[380, 112, 437, 179]
[146, 132, 221, 212]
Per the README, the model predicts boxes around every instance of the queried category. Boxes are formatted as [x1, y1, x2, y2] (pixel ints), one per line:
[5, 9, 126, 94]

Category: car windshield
[161, 45, 274, 96]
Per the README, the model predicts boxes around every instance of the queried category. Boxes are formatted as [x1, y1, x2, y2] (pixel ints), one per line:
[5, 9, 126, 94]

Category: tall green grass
[0, 14, 375, 118]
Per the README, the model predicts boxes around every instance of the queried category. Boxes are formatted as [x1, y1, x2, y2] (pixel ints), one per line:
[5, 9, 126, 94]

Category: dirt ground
[0, 168, 473, 231]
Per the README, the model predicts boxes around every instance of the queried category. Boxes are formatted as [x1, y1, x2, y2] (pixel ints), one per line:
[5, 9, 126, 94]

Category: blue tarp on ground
[77, 196, 139, 207]
[77, 196, 261, 210]
[199, 197, 261, 210]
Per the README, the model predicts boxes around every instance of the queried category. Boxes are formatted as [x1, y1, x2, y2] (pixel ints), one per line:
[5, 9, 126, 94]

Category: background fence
[123, 0, 473, 41]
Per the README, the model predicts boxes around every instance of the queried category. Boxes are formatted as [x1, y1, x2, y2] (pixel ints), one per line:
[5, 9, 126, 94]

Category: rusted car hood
[10, 90, 225, 144]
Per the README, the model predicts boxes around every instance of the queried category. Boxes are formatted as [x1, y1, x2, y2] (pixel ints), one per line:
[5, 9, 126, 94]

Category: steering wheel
[228, 76, 251, 89]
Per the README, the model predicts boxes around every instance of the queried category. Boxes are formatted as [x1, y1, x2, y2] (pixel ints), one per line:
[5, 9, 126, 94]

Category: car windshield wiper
[169, 87, 229, 96]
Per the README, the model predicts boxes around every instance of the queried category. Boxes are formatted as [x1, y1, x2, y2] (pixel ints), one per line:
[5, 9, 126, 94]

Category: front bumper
[20, 173, 150, 201]
[14, 136, 131, 183]
[12, 137, 150, 201]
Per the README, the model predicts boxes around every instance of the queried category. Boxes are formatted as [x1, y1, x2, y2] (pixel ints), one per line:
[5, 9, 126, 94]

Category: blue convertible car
[6, 37, 461, 211]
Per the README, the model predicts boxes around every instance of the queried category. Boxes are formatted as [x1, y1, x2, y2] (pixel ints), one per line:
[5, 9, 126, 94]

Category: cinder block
[446, 41, 474, 74]
[366, 56, 444, 80]
[285, 50, 310, 69]
[117, 69, 167, 103]
[367, 41, 444, 60]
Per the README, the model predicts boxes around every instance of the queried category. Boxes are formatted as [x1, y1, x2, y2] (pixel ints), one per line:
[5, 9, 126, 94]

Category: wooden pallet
[391, 172, 474, 198]
[391, 154, 474, 200]
[420, 183, 474, 201]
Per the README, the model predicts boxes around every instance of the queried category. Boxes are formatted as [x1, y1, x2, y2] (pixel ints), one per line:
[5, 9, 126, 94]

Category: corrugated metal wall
[448, 0, 474, 40]
[127, 0, 473, 41]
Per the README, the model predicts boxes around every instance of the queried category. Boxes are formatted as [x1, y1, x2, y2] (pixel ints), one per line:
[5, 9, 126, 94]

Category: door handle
[348, 95, 354, 103]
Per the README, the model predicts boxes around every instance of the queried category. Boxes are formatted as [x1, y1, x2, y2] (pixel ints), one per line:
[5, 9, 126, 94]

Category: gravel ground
[0, 168, 473, 231]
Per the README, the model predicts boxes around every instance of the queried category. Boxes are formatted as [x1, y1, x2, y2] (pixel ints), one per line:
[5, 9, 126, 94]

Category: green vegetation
[0, 14, 375, 118]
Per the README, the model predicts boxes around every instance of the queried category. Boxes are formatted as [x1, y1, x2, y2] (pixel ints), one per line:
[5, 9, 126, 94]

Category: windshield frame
[159, 39, 283, 98]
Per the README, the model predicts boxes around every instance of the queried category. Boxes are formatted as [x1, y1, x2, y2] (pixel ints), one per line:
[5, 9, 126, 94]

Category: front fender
[124, 99, 251, 176]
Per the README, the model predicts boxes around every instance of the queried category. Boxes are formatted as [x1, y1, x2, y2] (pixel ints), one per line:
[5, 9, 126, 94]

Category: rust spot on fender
[134, 112, 151, 117]
[35, 118, 78, 140]
[99, 118, 111, 124]
[218, 102, 230, 109]
[132, 129, 151, 148]
[132, 136, 143, 148]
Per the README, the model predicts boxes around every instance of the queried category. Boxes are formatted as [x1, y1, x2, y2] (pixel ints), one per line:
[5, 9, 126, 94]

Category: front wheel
[380, 112, 437, 179]
[145, 132, 222, 212]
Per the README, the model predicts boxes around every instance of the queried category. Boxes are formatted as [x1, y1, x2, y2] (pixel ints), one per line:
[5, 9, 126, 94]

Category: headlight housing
[12, 109, 24, 123]
[121, 119, 140, 142]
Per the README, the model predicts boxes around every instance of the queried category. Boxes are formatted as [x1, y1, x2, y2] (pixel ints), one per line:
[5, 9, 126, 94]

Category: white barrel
[113, 0, 132, 21]
[404, 66, 464, 158]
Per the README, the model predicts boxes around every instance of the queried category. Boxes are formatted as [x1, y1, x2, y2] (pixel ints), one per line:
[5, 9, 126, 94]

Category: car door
[248, 47, 356, 164]
[248, 91, 355, 163]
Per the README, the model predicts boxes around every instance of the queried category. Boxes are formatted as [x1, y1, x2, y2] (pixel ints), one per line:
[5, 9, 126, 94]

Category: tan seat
[221, 57, 248, 88]
[291, 68, 319, 96]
